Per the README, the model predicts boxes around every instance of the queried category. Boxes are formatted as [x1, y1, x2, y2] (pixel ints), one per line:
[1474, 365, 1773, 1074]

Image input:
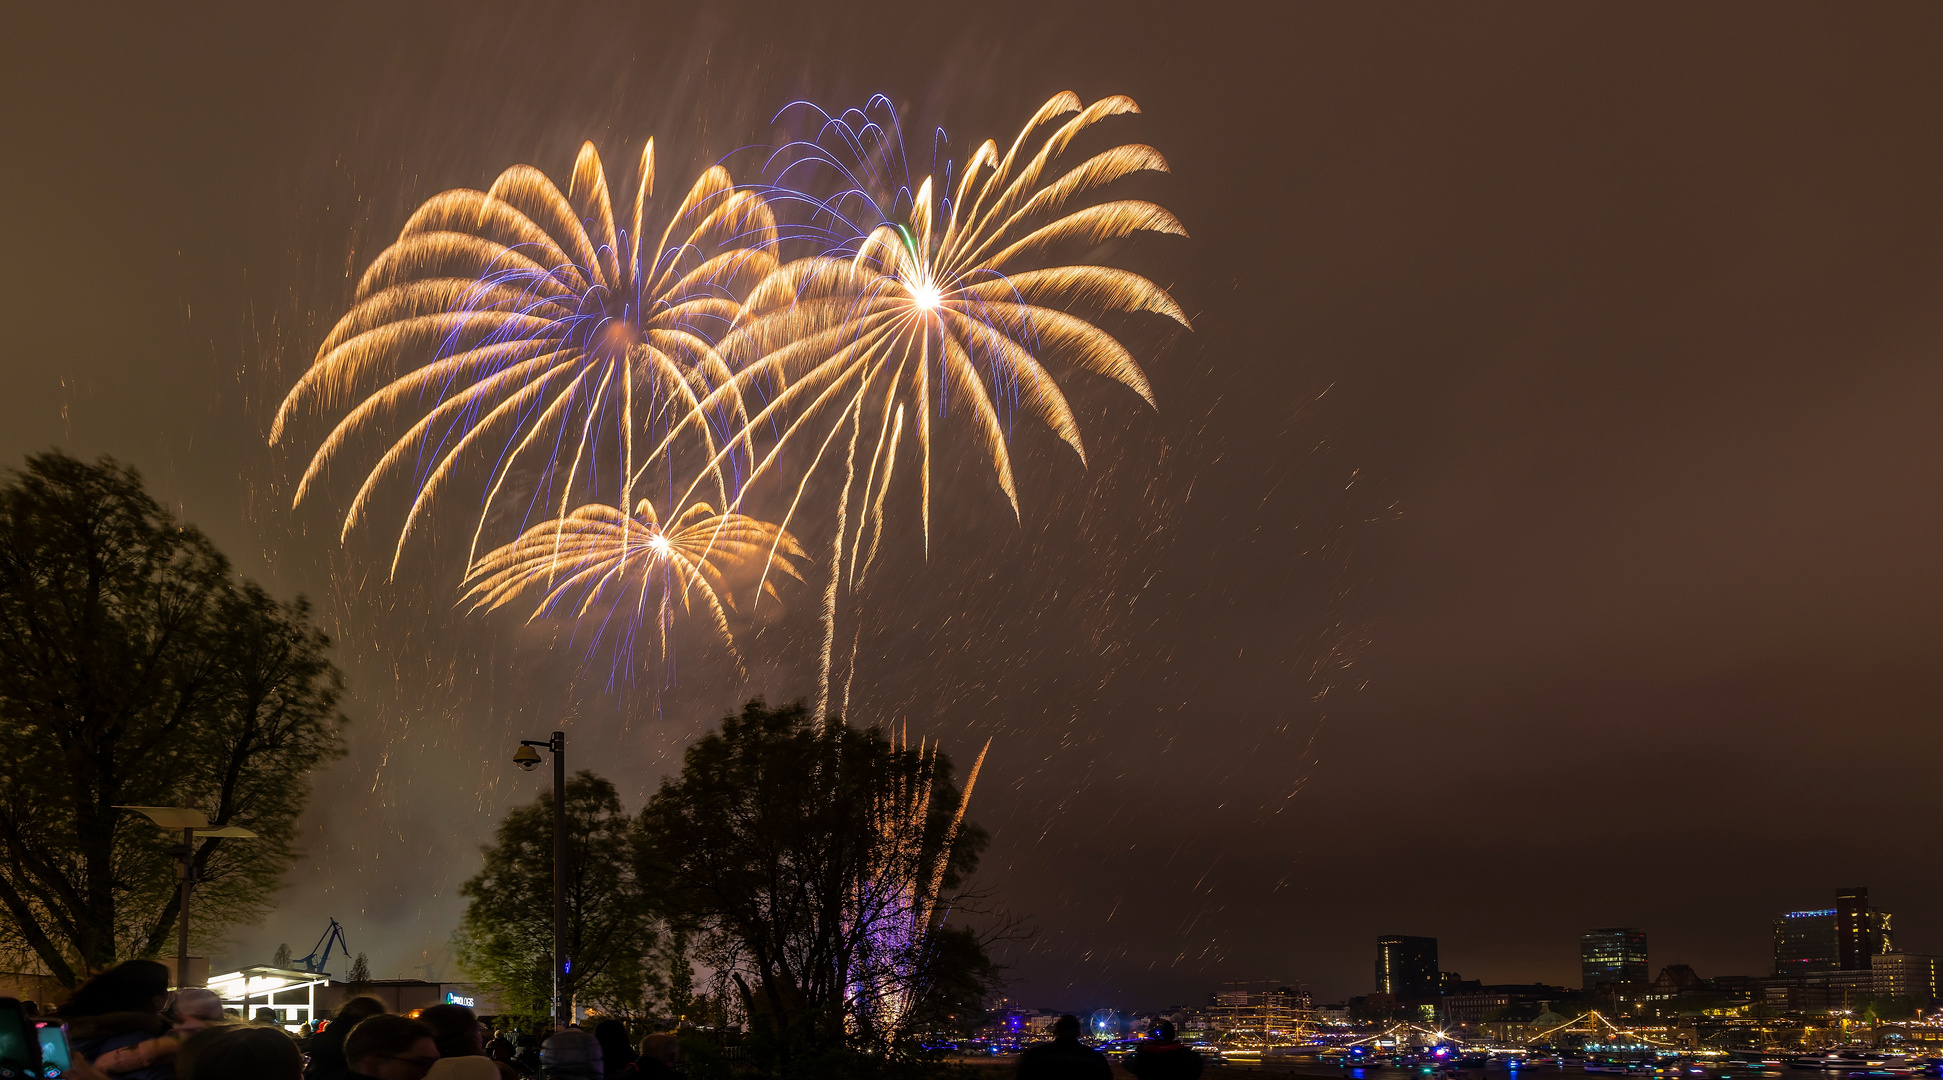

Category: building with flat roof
[204, 969, 494, 1032]
[1776, 889, 1891, 975]
[1836, 888, 1892, 970]
[1775, 909, 1838, 972]
[1375, 936, 1439, 999]
[1581, 928, 1649, 989]
[1761, 969, 1873, 1012]
[1871, 953, 1941, 1005]
[1443, 992, 1513, 1025]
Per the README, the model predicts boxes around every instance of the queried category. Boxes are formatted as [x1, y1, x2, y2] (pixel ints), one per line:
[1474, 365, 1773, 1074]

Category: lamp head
[512, 744, 543, 771]
[116, 805, 210, 829]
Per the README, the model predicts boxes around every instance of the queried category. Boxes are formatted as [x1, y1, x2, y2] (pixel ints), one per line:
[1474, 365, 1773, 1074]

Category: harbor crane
[294, 918, 351, 976]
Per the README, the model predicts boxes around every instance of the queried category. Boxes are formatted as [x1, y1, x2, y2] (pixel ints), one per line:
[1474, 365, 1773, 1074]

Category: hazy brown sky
[5, 3, 1943, 1009]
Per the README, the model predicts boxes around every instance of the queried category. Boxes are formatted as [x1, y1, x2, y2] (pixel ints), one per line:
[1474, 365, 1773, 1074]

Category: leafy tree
[347, 951, 371, 990]
[635, 699, 994, 1074]
[453, 771, 655, 1020]
[1856, 994, 1922, 1023]
[0, 452, 347, 985]
[272, 942, 292, 968]
[663, 927, 696, 1023]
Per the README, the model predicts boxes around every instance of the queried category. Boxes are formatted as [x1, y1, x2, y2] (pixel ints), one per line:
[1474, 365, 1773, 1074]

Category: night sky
[7, 3, 1943, 1010]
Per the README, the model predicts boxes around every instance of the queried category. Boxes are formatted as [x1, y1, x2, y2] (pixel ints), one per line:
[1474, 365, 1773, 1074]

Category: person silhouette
[1016, 1015, 1111, 1080]
[1125, 1019, 1202, 1080]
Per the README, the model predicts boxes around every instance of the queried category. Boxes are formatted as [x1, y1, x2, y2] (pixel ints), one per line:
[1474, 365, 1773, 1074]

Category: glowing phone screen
[33, 1025, 67, 1075]
[0, 1001, 37, 1077]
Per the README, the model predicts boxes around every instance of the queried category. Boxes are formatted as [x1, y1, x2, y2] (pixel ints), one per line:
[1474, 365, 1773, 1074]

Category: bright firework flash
[689, 92, 1190, 716]
[271, 139, 779, 578]
[846, 727, 990, 1041]
[461, 499, 806, 684]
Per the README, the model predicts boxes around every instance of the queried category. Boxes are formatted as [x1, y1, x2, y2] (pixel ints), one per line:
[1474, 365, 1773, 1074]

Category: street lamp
[115, 806, 257, 988]
[513, 731, 567, 1026]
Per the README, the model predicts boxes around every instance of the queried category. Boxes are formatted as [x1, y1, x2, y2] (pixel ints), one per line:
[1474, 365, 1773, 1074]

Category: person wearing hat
[539, 1028, 603, 1080]
[80, 984, 228, 1075]
[172, 989, 227, 1033]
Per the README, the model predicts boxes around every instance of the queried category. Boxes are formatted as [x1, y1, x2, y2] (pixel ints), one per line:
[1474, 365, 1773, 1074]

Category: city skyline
[995, 885, 1934, 1016]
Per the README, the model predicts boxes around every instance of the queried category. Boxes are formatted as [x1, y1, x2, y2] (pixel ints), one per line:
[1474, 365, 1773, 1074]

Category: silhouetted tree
[0, 452, 347, 985]
[663, 927, 696, 1024]
[635, 699, 995, 1074]
[901, 926, 1000, 1037]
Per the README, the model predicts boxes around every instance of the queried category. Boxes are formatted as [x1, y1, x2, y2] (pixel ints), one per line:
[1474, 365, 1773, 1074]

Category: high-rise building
[1580, 928, 1649, 989]
[1774, 909, 1839, 972]
[1775, 889, 1892, 974]
[1836, 888, 1893, 970]
[1376, 936, 1439, 999]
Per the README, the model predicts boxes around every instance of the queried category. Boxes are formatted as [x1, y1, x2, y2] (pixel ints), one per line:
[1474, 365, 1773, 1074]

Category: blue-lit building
[1775, 909, 1840, 972]
[1775, 888, 1891, 974]
[1580, 927, 1649, 988]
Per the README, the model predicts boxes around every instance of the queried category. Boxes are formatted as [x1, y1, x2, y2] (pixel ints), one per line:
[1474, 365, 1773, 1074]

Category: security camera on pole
[513, 731, 568, 1026]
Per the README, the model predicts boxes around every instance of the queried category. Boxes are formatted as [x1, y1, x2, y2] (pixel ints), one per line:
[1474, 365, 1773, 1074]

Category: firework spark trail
[847, 730, 992, 1038]
[816, 401, 862, 721]
[712, 91, 1189, 710]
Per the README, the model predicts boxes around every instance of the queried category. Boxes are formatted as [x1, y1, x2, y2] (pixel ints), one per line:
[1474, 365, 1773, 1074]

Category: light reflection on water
[1224, 1066, 1791, 1077]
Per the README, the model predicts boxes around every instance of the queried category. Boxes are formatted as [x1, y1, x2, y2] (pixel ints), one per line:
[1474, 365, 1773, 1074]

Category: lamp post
[115, 806, 256, 988]
[513, 731, 568, 1026]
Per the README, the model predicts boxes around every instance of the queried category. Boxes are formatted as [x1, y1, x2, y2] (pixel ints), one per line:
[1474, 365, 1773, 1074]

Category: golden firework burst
[462, 500, 805, 673]
[273, 140, 777, 573]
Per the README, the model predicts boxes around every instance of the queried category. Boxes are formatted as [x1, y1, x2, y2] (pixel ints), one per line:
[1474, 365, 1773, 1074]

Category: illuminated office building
[1837, 887, 1891, 970]
[1376, 935, 1439, 999]
[1775, 888, 1891, 974]
[1774, 909, 1838, 972]
[1580, 927, 1649, 989]
[1871, 953, 1940, 1004]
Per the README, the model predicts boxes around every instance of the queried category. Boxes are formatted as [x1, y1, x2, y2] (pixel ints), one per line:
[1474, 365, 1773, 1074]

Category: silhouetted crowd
[1016, 1014, 1203, 1080]
[29, 959, 1206, 1080]
[25, 959, 686, 1080]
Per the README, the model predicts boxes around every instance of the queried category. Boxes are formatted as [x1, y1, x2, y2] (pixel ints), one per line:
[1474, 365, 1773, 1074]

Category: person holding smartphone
[0, 998, 107, 1080]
